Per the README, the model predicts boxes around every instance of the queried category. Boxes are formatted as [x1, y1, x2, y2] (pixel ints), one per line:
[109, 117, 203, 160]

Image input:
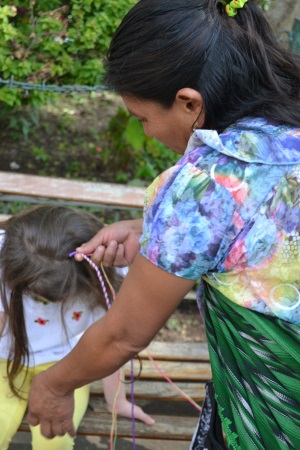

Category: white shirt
[0, 230, 127, 367]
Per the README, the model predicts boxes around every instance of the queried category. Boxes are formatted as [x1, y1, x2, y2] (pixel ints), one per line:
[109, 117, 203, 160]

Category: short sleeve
[115, 267, 129, 278]
[140, 162, 237, 280]
[92, 305, 106, 322]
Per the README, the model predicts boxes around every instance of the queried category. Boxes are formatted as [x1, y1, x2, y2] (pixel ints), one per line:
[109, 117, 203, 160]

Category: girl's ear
[175, 88, 204, 127]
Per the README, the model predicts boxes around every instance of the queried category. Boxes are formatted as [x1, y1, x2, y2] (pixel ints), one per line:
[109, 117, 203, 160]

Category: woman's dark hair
[0, 205, 122, 397]
[105, 0, 300, 131]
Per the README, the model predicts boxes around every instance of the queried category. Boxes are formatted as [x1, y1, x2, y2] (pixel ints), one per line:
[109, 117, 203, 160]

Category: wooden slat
[139, 341, 209, 362]
[124, 360, 211, 381]
[19, 412, 199, 440]
[0, 171, 145, 209]
[90, 379, 206, 402]
[89, 395, 202, 414]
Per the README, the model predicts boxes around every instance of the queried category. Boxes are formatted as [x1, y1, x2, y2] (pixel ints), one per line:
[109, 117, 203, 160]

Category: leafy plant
[257, 0, 272, 10]
[0, 1, 137, 107]
[31, 146, 51, 164]
[5, 106, 40, 139]
[100, 108, 180, 182]
[0, 0, 274, 107]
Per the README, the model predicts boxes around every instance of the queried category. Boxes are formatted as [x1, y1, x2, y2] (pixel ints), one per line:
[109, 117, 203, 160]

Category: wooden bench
[0, 171, 146, 220]
[19, 341, 210, 443]
[0, 175, 209, 444]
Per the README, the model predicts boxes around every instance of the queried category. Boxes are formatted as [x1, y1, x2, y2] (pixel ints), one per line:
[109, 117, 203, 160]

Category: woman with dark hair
[27, 1, 300, 448]
[0, 205, 153, 450]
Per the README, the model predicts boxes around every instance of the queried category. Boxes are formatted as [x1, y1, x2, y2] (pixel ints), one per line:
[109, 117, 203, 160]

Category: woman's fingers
[113, 243, 128, 267]
[100, 240, 118, 266]
[92, 241, 128, 267]
[74, 241, 128, 268]
[76, 229, 106, 255]
[29, 412, 76, 439]
[32, 420, 75, 439]
[27, 411, 39, 427]
[62, 419, 77, 438]
[39, 421, 54, 439]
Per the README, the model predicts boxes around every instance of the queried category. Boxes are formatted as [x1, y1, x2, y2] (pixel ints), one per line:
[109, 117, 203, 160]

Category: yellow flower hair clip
[220, 0, 248, 17]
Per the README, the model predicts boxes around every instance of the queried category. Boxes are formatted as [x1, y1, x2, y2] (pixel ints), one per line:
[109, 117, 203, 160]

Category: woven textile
[204, 283, 300, 450]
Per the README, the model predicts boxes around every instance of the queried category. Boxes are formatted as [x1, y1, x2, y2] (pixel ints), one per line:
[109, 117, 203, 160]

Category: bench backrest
[0, 171, 146, 211]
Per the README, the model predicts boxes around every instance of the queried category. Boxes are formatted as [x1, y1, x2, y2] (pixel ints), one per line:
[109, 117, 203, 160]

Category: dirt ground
[155, 299, 206, 343]
[0, 93, 127, 182]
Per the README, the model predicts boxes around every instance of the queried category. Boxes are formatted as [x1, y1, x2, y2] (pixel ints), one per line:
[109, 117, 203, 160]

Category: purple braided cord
[130, 358, 136, 449]
[69, 251, 111, 309]
[69, 251, 136, 448]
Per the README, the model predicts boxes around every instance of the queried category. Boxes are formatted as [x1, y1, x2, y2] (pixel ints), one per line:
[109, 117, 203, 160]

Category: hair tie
[220, 0, 248, 17]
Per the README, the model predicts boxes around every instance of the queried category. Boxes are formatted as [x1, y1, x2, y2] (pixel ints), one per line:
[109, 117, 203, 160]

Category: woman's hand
[27, 254, 195, 439]
[75, 218, 143, 267]
[28, 370, 76, 439]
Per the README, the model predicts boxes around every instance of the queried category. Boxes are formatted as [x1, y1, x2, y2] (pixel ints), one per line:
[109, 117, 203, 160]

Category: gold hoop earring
[192, 121, 199, 133]
[192, 107, 204, 133]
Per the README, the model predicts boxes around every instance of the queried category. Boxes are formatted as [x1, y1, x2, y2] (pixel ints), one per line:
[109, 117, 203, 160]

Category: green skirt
[203, 283, 300, 450]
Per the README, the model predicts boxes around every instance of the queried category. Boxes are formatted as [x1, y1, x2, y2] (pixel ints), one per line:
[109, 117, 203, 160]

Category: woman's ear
[176, 88, 203, 113]
[175, 88, 204, 127]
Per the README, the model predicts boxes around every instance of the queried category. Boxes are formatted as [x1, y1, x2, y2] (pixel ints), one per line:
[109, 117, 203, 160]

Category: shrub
[100, 108, 180, 183]
[0, 0, 137, 107]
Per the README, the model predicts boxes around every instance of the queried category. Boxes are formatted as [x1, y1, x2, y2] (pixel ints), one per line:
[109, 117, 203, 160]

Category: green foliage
[166, 317, 181, 332]
[0, 0, 275, 108]
[0, 0, 137, 106]
[257, 0, 272, 11]
[1, 92, 178, 185]
[100, 108, 180, 182]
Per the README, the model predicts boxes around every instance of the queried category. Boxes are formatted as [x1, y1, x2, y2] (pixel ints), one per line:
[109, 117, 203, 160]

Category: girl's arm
[27, 253, 195, 438]
[102, 370, 155, 425]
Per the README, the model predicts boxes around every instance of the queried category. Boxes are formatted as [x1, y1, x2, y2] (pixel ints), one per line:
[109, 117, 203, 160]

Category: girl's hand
[108, 399, 155, 426]
[75, 218, 143, 267]
[28, 371, 76, 439]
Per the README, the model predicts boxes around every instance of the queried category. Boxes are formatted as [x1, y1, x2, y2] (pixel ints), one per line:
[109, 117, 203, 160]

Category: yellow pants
[0, 359, 90, 450]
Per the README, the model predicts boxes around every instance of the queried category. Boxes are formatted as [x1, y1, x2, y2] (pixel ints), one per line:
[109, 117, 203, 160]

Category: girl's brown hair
[0, 205, 122, 397]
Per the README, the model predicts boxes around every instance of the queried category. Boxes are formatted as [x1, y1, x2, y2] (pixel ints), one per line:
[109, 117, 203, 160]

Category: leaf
[124, 116, 145, 150]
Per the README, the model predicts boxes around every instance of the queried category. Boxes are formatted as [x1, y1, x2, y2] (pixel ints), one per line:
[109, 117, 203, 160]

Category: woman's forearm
[27, 254, 194, 437]
[45, 311, 139, 394]
[41, 252, 194, 394]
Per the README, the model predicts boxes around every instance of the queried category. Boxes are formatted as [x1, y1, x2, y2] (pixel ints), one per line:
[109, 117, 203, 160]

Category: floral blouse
[140, 118, 300, 325]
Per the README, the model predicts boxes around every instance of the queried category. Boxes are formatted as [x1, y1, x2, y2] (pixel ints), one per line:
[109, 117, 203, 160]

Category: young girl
[27, 1, 300, 449]
[0, 205, 154, 450]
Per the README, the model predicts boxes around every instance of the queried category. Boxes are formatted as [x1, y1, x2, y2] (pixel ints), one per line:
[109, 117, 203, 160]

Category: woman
[27, 1, 300, 448]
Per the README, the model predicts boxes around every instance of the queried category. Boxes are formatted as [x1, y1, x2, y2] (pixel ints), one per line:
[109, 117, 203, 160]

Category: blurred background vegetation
[0, 0, 299, 197]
